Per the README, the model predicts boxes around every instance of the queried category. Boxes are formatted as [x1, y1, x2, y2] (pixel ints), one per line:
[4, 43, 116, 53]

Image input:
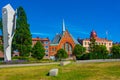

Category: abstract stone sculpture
[2, 4, 17, 61]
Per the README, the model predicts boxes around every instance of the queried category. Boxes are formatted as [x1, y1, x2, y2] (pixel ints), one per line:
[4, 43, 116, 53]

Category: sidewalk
[1, 59, 120, 68]
[0, 62, 59, 68]
[76, 59, 120, 63]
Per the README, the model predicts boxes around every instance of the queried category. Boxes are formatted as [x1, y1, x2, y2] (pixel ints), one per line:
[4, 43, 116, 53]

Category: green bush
[0, 58, 4, 61]
[32, 41, 45, 60]
[73, 44, 86, 58]
[55, 49, 68, 61]
[12, 56, 29, 60]
[77, 53, 90, 60]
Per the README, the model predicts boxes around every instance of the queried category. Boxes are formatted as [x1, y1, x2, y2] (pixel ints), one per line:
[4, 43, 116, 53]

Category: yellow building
[78, 30, 112, 52]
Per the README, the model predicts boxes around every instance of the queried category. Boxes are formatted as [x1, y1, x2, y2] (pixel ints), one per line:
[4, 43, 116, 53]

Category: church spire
[62, 19, 66, 32]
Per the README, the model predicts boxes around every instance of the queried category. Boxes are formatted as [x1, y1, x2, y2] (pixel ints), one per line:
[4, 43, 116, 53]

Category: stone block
[49, 68, 58, 76]
[60, 61, 71, 66]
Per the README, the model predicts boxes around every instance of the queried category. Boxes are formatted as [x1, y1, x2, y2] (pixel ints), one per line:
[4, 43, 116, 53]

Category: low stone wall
[60, 61, 71, 66]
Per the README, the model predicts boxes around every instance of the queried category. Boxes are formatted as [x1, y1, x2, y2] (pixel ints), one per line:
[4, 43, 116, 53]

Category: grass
[0, 62, 120, 80]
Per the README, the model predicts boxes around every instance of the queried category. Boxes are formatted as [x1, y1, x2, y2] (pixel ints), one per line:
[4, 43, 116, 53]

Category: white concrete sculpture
[2, 4, 16, 61]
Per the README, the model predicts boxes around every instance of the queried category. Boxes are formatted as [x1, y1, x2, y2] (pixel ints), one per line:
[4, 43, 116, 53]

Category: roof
[51, 34, 62, 44]
[51, 31, 79, 45]
[32, 37, 49, 41]
[95, 37, 112, 42]
[81, 37, 112, 42]
[70, 34, 79, 44]
[79, 30, 112, 42]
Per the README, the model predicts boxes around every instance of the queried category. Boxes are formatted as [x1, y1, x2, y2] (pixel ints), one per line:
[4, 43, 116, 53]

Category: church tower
[62, 19, 66, 32]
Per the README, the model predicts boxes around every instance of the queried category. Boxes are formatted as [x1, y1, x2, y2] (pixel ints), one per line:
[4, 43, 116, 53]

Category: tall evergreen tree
[89, 37, 96, 53]
[0, 18, 3, 51]
[12, 6, 32, 57]
[0, 18, 3, 32]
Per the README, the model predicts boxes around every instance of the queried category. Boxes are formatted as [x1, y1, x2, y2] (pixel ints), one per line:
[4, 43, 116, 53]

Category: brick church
[49, 20, 79, 58]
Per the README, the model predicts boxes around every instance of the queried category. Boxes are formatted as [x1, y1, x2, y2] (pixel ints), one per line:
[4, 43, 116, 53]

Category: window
[62, 42, 73, 53]
[109, 43, 111, 46]
[44, 41, 48, 44]
[69, 45, 72, 52]
[52, 48, 56, 51]
[104, 43, 106, 45]
[102, 43, 104, 45]
[52, 48, 54, 51]
[88, 42, 90, 45]
[64, 43, 69, 52]
[45, 50, 48, 52]
[62, 45, 64, 49]
[46, 54, 48, 56]
[45, 46, 48, 48]
[84, 42, 87, 45]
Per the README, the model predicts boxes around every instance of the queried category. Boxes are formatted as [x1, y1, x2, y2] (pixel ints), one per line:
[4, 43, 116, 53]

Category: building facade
[49, 20, 79, 58]
[0, 36, 3, 58]
[78, 30, 113, 52]
[32, 37, 50, 58]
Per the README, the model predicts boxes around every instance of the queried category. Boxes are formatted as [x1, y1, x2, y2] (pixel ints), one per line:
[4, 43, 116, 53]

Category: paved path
[0, 62, 59, 68]
[0, 59, 120, 68]
[76, 59, 120, 63]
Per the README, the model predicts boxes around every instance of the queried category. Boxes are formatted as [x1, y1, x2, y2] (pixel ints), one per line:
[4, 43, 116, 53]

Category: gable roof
[51, 34, 62, 44]
[51, 31, 79, 45]
[70, 33, 79, 44]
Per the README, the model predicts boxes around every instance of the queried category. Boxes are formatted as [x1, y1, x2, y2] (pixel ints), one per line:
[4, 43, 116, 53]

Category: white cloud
[31, 32, 49, 36]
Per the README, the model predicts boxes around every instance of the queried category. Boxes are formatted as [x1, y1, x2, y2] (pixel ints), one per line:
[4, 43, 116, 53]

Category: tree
[31, 41, 45, 60]
[72, 44, 86, 58]
[93, 45, 108, 59]
[0, 18, 3, 33]
[0, 18, 3, 52]
[111, 45, 120, 58]
[89, 37, 96, 53]
[12, 6, 32, 57]
[55, 49, 68, 61]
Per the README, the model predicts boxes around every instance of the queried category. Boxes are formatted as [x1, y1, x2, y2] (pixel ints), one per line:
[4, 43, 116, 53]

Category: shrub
[55, 49, 68, 61]
[77, 53, 90, 60]
[32, 41, 45, 60]
[73, 44, 86, 58]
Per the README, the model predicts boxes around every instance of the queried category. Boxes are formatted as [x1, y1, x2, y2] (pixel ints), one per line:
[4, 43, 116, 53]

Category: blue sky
[0, 0, 120, 42]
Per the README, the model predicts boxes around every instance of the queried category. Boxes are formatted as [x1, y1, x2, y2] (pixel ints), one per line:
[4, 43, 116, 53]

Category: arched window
[62, 42, 73, 55]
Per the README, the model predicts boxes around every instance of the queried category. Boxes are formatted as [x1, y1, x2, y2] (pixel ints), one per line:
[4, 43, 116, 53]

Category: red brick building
[49, 20, 79, 58]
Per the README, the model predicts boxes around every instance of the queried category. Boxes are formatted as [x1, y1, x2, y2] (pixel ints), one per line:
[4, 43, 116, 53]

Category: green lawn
[0, 62, 120, 80]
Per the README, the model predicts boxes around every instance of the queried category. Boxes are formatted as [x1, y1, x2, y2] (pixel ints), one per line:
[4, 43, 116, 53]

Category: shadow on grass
[46, 72, 49, 76]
